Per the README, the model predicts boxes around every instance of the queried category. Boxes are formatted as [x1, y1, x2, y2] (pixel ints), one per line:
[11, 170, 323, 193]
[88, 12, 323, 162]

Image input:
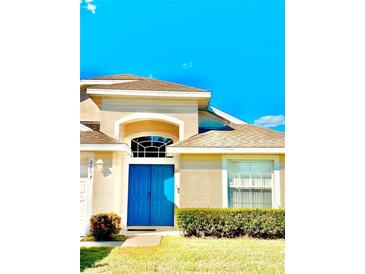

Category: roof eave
[80, 143, 132, 155]
[209, 106, 247, 124]
[166, 147, 285, 155]
[87, 88, 211, 98]
[87, 88, 211, 109]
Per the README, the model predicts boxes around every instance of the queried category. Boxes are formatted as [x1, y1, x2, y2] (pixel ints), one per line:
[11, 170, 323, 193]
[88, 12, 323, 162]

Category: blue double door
[127, 165, 175, 226]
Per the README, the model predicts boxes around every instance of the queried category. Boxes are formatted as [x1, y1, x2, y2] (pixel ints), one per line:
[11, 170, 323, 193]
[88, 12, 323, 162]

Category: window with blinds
[228, 161, 273, 208]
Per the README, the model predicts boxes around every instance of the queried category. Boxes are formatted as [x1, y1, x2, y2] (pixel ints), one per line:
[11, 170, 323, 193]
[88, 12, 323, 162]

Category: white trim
[80, 153, 94, 236]
[80, 124, 93, 131]
[87, 88, 211, 99]
[222, 157, 228, 208]
[121, 156, 130, 228]
[80, 144, 132, 154]
[128, 157, 176, 165]
[80, 79, 138, 85]
[167, 147, 285, 154]
[114, 113, 185, 141]
[174, 155, 180, 212]
[210, 106, 247, 124]
[222, 155, 281, 209]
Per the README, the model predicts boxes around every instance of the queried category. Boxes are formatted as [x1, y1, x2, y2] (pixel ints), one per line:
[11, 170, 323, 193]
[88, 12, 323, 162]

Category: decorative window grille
[228, 161, 273, 208]
[131, 136, 173, 158]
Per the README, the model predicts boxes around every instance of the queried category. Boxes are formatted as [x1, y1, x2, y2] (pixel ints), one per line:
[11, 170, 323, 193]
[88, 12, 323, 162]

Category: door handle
[147, 192, 151, 199]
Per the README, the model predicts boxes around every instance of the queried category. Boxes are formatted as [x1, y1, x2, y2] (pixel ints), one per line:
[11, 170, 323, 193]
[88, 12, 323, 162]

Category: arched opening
[114, 113, 185, 141]
[131, 136, 173, 158]
[121, 120, 179, 144]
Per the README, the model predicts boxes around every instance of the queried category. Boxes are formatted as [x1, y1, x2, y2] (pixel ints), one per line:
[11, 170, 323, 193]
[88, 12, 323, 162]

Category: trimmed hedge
[89, 212, 121, 241]
[176, 208, 285, 239]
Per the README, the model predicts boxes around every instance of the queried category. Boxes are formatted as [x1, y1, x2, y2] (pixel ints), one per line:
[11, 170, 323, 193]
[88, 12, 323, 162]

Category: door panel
[127, 165, 151, 226]
[127, 165, 175, 226]
[150, 165, 174, 226]
[80, 178, 90, 236]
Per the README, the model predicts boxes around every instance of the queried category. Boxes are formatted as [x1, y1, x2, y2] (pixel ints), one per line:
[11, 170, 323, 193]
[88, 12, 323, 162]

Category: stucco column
[111, 152, 124, 217]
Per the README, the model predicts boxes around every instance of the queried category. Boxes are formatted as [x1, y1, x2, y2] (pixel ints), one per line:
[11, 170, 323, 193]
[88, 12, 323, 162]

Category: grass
[80, 236, 284, 273]
[81, 234, 127, 242]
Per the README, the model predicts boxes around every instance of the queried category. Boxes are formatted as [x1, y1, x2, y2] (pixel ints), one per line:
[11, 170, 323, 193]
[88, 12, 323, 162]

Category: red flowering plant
[89, 212, 121, 241]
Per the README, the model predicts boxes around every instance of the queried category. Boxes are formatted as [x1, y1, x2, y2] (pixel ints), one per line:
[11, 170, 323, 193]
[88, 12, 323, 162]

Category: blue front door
[127, 165, 174, 226]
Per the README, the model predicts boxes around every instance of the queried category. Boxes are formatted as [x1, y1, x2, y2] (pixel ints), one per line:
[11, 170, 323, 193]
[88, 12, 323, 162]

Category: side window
[228, 161, 273, 208]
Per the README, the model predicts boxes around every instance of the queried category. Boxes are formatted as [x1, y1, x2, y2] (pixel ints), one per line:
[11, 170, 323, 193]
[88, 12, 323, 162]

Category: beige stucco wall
[80, 95, 101, 121]
[279, 154, 285, 209]
[84, 152, 127, 220]
[179, 154, 223, 208]
[178, 154, 285, 209]
[85, 152, 285, 228]
[99, 97, 199, 141]
[91, 152, 113, 214]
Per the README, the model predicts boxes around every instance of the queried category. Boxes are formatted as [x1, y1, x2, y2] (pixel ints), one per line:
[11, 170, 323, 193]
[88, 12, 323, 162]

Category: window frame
[222, 155, 281, 209]
[131, 136, 173, 158]
[227, 160, 274, 208]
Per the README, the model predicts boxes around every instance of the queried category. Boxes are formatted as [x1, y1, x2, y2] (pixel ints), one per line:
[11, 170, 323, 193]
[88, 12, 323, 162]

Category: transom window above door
[131, 136, 173, 158]
[228, 161, 273, 208]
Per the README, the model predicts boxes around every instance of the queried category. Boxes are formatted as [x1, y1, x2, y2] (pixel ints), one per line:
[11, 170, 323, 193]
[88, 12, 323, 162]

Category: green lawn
[81, 234, 127, 242]
[80, 236, 284, 273]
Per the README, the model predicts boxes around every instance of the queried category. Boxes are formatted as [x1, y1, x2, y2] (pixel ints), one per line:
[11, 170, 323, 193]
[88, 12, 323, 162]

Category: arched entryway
[113, 113, 185, 142]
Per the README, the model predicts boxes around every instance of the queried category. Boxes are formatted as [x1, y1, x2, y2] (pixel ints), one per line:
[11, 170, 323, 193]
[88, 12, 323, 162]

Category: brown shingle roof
[88, 74, 208, 92]
[80, 131, 121, 144]
[90, 74, 143, 80]
[171, 124, 285, 148]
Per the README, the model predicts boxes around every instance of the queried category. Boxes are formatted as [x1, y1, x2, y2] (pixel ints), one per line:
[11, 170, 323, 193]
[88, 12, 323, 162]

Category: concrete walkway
[121, 235, 161, 247]
[122, 229, 180, 237]
[80, 241, 124, 247]
[80, 235, 161, 248]
[80, 229, 179, 248]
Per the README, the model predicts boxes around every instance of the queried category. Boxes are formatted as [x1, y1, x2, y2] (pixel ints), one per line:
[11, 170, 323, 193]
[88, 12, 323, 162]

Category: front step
[125, 226, 175, 232]
[121, 226, 178, 237]
[127, 228, 156, 232]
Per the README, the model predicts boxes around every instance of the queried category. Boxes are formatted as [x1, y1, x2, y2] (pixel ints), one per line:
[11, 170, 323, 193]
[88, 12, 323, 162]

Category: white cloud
[80, 0, 96, 14]
[253, 115, 285, 128]
[182, 61, 193, 69]
[86, 3, 96, 14]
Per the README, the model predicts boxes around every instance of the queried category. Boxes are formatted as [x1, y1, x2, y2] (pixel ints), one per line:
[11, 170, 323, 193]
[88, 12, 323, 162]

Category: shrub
[89, 212, 121, 241]
[176, 208, 285, 239]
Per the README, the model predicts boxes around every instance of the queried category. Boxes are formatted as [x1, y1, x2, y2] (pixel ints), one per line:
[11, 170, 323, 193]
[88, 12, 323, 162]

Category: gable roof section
[91, 77, 208, 92]
[80, 130, 121, 144]
[170, 124, 284, 148]
[80, 128, 131, 154]
[89, 74, 143, 80]
[85, 74, 211, 109]
[87, 74, 208, 92]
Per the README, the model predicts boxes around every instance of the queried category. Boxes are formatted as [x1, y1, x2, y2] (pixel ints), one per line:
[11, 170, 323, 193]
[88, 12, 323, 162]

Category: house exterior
[80, 74, 285, 235]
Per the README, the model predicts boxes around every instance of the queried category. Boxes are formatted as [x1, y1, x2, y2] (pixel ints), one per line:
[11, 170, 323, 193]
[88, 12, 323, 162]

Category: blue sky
[81, 0, 285, 131]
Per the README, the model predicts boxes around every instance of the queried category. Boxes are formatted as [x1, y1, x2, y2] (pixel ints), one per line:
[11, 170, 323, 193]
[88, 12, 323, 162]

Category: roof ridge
[141, 77, 208, 92]
[171, 123, 284, 148]
[171, 130, 214, 146]
[88, 73, 144, 80]
[87, 73, 207, 91]
[233, 124, 285, 135]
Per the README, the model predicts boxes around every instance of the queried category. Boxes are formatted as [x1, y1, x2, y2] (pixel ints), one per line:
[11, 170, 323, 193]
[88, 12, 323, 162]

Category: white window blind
[228, 161, 273, 208]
